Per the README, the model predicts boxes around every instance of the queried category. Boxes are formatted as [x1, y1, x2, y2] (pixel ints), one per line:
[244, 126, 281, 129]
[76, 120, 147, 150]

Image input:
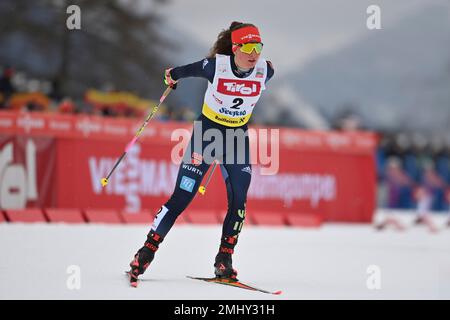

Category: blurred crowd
[333, 110, 450, 215]
[377, 132, 450, 213]
[0, 65, 196, 122]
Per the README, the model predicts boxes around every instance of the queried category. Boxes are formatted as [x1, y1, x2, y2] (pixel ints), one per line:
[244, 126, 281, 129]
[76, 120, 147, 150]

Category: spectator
[413, 185, 438, 233]
[58, 97, 77, 114]
[385, 156, 414, 209]
[421, 160, 446, 211]
[49, 77, 63, 102]
[446, 188, 450, 227]
[0, 66, 16, 108]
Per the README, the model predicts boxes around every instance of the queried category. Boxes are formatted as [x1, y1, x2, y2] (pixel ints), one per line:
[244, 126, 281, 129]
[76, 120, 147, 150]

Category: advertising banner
[0, 111, 377, 222]
[0, 135, 55, 209]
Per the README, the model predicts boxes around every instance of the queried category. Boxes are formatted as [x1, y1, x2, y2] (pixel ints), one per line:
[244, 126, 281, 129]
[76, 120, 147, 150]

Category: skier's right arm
[164, 58, 216, 88]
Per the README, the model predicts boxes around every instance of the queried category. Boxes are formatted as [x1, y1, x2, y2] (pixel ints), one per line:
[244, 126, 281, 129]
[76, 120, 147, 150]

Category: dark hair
[207, 21, 256, 58]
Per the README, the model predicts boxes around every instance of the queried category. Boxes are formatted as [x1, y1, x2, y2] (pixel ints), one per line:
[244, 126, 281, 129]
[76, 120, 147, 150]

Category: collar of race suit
[229, 55, 254, 78]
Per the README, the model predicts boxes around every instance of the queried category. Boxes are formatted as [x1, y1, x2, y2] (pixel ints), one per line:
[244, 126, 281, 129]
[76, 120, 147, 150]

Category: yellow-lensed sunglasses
[234, 42, 263, 54]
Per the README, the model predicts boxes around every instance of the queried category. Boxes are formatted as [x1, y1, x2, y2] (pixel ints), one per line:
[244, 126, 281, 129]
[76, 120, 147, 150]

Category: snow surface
[1, 215, 450, 300]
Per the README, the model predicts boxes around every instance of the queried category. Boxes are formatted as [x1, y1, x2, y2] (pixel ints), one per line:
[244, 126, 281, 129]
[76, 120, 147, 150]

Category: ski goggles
[234, 42, 264, 54]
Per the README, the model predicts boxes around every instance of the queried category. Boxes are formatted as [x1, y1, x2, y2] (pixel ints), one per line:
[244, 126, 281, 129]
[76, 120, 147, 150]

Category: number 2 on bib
[230, 98, 244, 109]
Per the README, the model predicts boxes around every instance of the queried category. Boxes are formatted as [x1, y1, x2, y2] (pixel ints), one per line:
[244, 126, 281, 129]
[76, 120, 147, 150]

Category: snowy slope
[1, 219, 450, 300]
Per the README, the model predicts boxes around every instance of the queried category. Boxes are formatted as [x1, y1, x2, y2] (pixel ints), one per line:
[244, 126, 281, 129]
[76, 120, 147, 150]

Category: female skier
[127, 21, 274, 287]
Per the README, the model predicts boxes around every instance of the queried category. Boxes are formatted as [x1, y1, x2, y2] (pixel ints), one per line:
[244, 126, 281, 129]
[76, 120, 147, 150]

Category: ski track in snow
[1, 222, 450, 299]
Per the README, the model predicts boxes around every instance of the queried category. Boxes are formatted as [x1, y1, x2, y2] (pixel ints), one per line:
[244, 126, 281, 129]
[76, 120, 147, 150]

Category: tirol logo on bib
[217, 78, 261, 97]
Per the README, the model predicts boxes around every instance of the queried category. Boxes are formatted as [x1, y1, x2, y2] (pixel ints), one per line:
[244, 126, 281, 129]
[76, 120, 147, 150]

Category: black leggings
[151, 115, 251, 239]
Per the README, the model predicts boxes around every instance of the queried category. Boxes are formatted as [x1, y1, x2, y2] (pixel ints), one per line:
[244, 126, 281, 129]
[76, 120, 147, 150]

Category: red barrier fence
[0, 111, 378, 225]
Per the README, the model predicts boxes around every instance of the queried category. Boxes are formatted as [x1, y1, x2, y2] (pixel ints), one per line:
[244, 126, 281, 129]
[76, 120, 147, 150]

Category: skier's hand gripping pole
[100, 86, 173, 187]
[198, 160, 218, 195]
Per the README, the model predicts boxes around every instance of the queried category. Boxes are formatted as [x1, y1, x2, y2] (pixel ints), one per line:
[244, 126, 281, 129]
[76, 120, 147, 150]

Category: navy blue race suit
[151, 55, 274, 240]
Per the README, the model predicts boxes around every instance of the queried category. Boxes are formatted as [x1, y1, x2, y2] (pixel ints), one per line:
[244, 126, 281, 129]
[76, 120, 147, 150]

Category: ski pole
[198, 160, 218, 195]
[101, 86, 173, 187]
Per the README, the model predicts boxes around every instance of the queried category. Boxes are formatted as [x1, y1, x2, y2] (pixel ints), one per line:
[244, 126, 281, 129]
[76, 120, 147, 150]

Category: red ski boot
[127, 231, 163, 287]
[214, 236, 238, 281]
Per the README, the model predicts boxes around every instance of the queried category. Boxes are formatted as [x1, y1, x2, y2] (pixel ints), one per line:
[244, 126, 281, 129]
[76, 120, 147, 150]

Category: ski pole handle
[198, 160, 218, 195]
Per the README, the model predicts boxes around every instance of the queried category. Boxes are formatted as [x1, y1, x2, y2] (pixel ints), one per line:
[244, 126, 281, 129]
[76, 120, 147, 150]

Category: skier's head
[208, 21, 263, 69]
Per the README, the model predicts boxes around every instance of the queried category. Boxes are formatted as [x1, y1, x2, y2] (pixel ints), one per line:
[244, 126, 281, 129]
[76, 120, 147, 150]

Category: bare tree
[0, 0, 171, 99]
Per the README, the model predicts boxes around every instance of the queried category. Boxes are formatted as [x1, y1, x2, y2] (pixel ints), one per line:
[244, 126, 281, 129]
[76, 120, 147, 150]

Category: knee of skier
[232, 181, 249, 203]
[165, 189, 195, 215]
